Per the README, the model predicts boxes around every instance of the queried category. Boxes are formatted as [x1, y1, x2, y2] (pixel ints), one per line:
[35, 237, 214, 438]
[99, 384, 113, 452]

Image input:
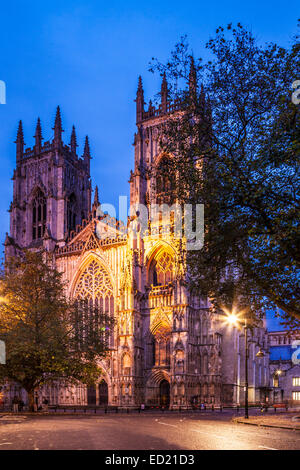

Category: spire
[135, 75, 144, 123]
[137, 75, 143, 93]
[70, 125, 77, 156]
[161, 72, 168, 114]
[83, 135, 91, 159]
[189, 56, 197, 99]
[93, 185, 100, 207]
[53, 106, 63, 148]
[15, 120, 24, 163]
[34, 117, 43, 154]
[83, 135, 91, 175]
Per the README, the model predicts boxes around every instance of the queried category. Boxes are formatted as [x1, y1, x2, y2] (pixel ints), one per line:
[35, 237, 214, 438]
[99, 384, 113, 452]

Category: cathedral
[4, 66, 270, 409]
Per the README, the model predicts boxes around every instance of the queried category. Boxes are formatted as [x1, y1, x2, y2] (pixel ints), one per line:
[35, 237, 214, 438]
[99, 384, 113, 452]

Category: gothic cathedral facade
[4, 69, 270, 408]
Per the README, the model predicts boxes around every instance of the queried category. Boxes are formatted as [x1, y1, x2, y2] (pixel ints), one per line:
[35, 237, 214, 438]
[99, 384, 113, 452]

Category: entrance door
[159, 380, 170, 407]
[99, 380, 108, 406]
[87, 385, 96, 405]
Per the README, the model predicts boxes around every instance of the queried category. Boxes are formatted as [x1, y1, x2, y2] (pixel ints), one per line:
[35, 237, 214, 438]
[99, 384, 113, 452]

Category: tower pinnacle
[135, 75, 145, 123]
[93, 185, 100, 207]
[189, 56, 197, 98]
[161, 72, 168, 114]
[15, 120, 24, 163]
[70, 125, 78, 156]
[53, 106, 63, 148]
[34, 117, 43, 154]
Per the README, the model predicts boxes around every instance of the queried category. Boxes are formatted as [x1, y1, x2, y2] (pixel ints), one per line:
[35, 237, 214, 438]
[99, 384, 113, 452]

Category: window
[156, 156, 175, 204]
[292, 392, 300, 401]
[153, 323, 171, 367]
[150, 252, 174, 286]
[293, 377, 300, 386]
[32, 189, 47, 240]
[74, 259, 114, 348]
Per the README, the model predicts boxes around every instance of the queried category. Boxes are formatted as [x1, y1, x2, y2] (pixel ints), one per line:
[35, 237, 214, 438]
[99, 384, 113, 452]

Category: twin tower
[5, 106, 92, 257]
[6, 62, 206, 258]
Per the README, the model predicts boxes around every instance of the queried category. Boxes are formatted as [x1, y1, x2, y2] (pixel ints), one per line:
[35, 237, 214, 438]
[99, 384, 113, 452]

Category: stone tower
[126, 66, 224, 408]
[5, 107, 92, 258]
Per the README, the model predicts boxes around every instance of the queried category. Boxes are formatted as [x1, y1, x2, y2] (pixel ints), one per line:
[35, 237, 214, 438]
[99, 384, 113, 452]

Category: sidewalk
[234, 414, 300, 430]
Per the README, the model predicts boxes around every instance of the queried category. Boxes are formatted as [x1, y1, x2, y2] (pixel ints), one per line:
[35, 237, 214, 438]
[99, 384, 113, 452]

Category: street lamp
[224, 312, 250, 419]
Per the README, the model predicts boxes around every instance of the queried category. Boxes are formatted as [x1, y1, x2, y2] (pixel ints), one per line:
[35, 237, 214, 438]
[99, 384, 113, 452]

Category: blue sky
[0, 1, 297, 330]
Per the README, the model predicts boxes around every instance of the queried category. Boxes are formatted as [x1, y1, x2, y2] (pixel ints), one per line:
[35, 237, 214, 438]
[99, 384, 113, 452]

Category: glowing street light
[226, 314, 239, 326]
[224, 310, 250, 419]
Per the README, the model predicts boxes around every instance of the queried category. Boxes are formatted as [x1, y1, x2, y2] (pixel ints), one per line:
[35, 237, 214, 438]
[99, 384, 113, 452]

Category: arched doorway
[159, 380, 170, 407]
[99, 380, 108, 406]
[87, 385, 96, 405]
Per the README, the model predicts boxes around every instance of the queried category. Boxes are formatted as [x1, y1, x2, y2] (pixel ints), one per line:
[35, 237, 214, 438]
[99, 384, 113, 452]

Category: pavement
[234, 413, 300, 430]
[0, 411, 300, 450]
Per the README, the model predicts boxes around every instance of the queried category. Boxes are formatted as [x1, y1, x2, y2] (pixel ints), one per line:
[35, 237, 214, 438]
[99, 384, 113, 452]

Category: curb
[233, 417, 300, 431]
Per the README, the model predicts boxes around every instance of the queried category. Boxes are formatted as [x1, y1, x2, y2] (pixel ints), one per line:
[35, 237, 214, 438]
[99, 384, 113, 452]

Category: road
[0, 412, 299, 450]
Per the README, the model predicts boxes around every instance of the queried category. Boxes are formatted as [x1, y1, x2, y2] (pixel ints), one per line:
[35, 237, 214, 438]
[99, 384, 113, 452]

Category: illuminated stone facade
[3, 72, 270, 408]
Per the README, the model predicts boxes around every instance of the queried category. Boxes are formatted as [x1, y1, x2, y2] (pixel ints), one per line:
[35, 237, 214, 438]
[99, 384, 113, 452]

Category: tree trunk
[27, 389, 35, 412]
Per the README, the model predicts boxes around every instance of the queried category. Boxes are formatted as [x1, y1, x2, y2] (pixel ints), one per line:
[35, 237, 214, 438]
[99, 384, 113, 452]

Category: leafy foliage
[150, 23, 300, 323]
[0, 251, 113, 408]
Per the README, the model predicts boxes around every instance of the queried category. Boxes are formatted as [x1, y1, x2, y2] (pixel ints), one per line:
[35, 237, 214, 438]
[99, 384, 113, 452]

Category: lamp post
[226, 313, 266, 418]
[244, 319, 249, 419]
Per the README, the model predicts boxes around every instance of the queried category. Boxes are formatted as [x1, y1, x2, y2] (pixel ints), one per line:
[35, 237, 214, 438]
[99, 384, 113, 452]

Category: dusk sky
[0, 1, 297, 330]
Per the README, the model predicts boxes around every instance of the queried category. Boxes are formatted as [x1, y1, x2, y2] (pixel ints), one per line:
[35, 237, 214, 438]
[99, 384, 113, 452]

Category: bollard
[220, 405, 222, 412]
[127, 408, 129, 414]
[84, 408, 86, 413]
[95, 408, 97, 414]
[179, 406, 181, 413]
[105, 407, 107, 414]
[74, 408, 76, 413]
[212, 404, 214, 412]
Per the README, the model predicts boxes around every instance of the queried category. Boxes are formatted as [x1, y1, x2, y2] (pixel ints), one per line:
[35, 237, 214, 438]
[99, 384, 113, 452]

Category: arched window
[150, 251, 174, 286]
[156, 156, 175, 204]
[32, 189, 47, 240]
[153, 323, 171, 367]
[74, 259, 114, 346]
[67, 193, 77, 233]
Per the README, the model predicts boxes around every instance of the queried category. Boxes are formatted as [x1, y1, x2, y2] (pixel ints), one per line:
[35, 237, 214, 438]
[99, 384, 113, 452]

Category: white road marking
[259, 445, 277, 450]
[0, 442, 12, 445]
[157, 421, 178, 428]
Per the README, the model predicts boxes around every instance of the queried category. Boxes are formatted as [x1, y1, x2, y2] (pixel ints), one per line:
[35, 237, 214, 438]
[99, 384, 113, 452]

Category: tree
[0, 250, 113, 410]
[150, 23, 300, 323]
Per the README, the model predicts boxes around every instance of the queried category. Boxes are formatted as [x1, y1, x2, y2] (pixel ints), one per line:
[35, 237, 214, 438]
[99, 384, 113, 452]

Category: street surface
[0, 412, 299, 450]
